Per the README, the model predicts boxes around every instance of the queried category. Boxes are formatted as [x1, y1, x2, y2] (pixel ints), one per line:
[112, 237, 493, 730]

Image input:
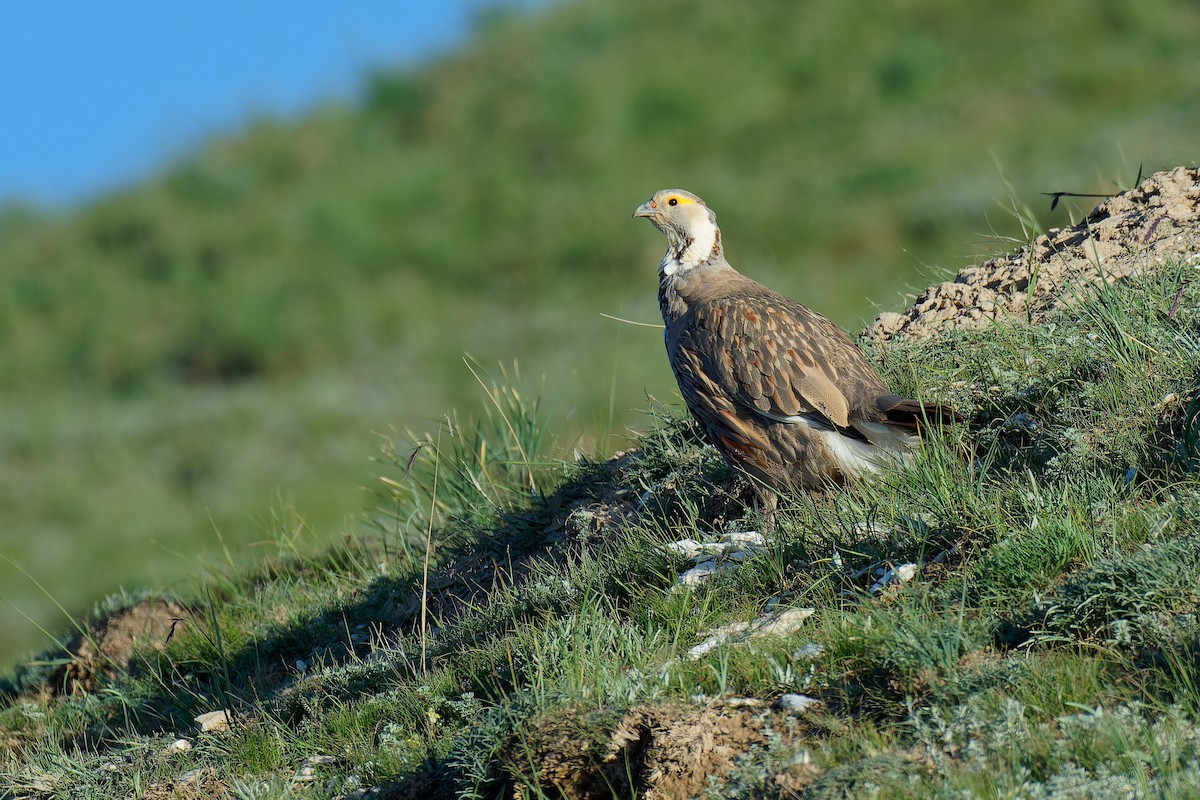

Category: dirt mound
[867, 166, 1200, 342]
[501, 700, 813, 799]
[54, 599, 190, 695]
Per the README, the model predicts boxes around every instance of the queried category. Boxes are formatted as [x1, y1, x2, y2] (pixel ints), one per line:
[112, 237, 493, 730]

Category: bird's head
[633, 189, 722, 270]
[633, 189, 716, 240]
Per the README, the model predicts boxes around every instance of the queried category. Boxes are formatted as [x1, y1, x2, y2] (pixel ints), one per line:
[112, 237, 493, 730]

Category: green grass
[4, 0, 1200, 663]
[2, 258, 1199, 797]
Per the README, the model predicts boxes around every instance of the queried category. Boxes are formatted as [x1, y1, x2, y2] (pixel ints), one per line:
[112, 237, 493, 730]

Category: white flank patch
[817, 427, 888, 477]
[761, 411, 910, 477]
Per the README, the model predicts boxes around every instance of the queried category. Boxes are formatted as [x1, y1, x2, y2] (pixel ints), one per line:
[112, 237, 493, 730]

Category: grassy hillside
[2, 253, 1198, 797]
[2, 0, 1199, 662]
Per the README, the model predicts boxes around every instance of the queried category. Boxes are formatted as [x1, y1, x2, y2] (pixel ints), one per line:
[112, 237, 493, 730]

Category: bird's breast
[658, 273, 692, 327]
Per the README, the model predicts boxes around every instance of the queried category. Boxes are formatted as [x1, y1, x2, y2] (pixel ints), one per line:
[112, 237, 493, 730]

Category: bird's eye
[668, 197, 678, 206]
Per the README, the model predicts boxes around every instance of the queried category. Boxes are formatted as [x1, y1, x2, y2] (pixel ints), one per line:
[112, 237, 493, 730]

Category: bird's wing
[674, 292, 889, 432]
[669, 328, 777, 474]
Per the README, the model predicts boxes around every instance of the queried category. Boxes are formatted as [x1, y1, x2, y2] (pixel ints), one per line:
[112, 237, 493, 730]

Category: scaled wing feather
[683, 294, 887, 431]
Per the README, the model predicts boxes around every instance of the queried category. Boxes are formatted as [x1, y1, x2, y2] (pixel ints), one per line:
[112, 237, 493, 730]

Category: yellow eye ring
[668, 197, 678, 206]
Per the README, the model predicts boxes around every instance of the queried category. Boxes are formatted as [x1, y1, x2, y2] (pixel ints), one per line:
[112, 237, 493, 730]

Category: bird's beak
[632, 201, 657, 219]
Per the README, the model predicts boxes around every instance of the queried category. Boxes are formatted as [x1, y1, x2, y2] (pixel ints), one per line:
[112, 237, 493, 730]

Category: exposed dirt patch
[867, 166, 1200, 342]
[501, 700, 811, 799]
[143, 767, 231, 800]
[52, 599, 191, 695]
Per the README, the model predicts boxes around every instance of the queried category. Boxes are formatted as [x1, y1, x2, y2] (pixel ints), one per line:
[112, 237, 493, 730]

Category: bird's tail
[876, 394, 963, 432]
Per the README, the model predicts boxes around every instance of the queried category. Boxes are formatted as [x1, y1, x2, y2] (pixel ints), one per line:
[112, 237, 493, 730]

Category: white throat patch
[659, 221, 718, 277]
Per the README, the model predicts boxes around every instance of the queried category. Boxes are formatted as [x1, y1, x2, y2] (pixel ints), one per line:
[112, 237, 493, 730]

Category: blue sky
[0, 2, 538, 206]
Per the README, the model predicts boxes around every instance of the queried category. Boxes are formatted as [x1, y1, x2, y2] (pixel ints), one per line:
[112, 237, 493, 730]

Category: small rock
[662, 538, 704, 560]
[750, 607, 816, 636]
[665, 532, 766, 563]
[792, 642, 824, 661]
[179, 767, 207, 785]
[725, 697, 767, 708]
[26, 776, 56, 793]
[669, 531, 773, 588]
[720, 531, 766, 548]
[194, 709, 234, 733]
[870, 563, 918, 594]
[292, 753, 340, 786]
[293, 766, 318, 782]
[675, 559, 733, 587]
[689, 607, 816, 659]
[689, 621, 752, 659]
[305, 754, 337, 766]
[167, 738, 192, 753]
[777, 693, 822, 714]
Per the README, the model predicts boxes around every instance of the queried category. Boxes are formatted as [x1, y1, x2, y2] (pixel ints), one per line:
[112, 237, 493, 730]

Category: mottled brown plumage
[634, 189, 955, 503]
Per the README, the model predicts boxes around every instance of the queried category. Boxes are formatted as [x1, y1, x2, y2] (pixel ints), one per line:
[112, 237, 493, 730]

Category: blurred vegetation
[1, 0, 1198, 663]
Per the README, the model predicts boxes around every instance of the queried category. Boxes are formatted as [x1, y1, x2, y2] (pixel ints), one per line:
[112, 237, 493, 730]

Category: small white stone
[720, 531, 766, 547]
[662, 538, 704, 560]
[792, 643, 824, 661]
[305, 754, 337, 766]
[675, 559, 734, 587]
[870, 563, 918, 594]
[167, 738, 192, 753]
[725, 697, 767, 708]
[688, 621, 752, 659]
[777, 693, 822, 713]
[688, 607, 815, 659]
[750, 607, 816, 635]
[179, 768, 207, 785]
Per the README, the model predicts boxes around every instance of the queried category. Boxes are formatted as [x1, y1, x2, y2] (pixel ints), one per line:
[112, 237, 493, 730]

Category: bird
[633, 188, 956, 515]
